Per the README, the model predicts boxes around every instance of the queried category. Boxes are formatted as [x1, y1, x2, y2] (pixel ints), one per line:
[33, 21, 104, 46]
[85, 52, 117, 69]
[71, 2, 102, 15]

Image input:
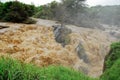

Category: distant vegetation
[34, 0, 87, 26]
[0, 1, 120, 27]
[0, 1, 36, 23]
[0, 57, 96, 80]
[88, 5, 120, 27]
[34, 0, 120, 28]
[34, 1, 58, 20]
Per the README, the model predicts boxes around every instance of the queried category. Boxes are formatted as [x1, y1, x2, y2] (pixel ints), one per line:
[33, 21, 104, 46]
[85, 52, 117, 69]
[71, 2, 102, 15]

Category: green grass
[101, 41, 120, 80]
[101, 59, 120, 80]
[0, 57, 96, 80]
[104, 41, 120, 71]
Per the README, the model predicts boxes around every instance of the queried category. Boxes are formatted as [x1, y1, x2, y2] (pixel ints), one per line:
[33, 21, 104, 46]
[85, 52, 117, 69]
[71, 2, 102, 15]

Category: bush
[34, 1, 58, 20]
[0, 2, 4, 19]
[0, 57, 96, 80]
[104, 42, 120, 71]
[101, 42, 120, 80]
[101, 59, 120, 80]
[0, 1, 35, 23]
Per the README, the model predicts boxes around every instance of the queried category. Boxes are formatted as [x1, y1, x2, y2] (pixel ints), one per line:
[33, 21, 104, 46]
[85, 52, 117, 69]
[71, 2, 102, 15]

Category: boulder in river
[52, 25, 72, 47]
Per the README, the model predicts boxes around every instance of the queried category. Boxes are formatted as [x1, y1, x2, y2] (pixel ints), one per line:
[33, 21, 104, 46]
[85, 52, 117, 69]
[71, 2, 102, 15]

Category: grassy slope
[101, 42, 120, 80]
[0, 57, 96, 80]
[104, 42, 120, 70]
[101, 59, 120, 80]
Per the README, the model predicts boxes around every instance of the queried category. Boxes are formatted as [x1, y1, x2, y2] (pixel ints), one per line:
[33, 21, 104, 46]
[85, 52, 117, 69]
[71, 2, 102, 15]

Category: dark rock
[52, 25, 72, 47]
[75, 43, 89, 63]
[0, 25, 9, 29]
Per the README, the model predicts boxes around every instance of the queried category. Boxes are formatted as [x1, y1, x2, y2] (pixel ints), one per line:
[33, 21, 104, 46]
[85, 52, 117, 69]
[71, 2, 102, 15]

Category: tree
[0, 2, 4, 19]
[61, 0, 85, 14]
[34, 0, 86, 26]
[0, 1, 35, 23]
[55, 0, 86, 25]
[34, 1, 58, 19]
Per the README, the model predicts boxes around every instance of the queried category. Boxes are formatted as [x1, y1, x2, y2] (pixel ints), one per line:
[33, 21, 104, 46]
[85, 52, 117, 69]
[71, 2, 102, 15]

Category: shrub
[104, 42, 120, 71]
[101, 42, 120, 80]
[0, 2, 4, 20]
[101, 59, 120, 80]
[34, 1, 58, 20]
[0, 1, 35, 23]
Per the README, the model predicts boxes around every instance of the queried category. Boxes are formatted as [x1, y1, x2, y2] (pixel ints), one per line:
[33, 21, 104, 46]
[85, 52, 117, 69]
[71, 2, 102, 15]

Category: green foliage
[0, 1, 35, 23]
[34, 5, 53, 19]
[104, 42, 120, 70]
[25, 4, 35, 16]
[34, 0, 86, 22]
[101, 59, 120, 80]
[34, 1, 58, 19]
[101, 42, 120, 80]
[0, 2, 4, 19]
[0, 57, 96, 80]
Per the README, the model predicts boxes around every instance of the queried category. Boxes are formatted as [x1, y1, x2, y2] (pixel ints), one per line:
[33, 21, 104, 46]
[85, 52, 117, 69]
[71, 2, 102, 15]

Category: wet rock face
[52, 25, 72, 47]
[75, 43, 89, 63]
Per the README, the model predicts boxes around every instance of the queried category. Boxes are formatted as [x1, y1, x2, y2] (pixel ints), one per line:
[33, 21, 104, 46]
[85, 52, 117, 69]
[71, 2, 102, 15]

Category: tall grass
[0, 57, 96, 80]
